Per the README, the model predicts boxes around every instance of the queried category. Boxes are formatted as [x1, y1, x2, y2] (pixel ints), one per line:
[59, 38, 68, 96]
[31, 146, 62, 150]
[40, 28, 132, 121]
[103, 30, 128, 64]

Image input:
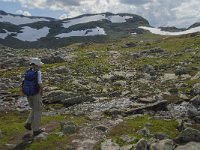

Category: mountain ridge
[0, 10, 200, 48]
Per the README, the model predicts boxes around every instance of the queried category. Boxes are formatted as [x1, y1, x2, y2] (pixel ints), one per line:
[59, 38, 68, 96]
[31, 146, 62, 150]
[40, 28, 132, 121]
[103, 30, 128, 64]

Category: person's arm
[37, 71, 43, 96]
[38, 83, 43, 96]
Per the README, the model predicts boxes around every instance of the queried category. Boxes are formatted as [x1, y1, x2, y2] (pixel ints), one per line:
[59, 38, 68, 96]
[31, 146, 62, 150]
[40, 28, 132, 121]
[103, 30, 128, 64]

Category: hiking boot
[24, 123, 32, 130]
[33, 128, 45, 136]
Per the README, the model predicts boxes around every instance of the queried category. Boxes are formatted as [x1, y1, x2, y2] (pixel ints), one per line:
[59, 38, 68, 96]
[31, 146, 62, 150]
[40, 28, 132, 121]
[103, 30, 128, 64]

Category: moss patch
[0, 111, 87, 150]
[107, 115, 178, 146]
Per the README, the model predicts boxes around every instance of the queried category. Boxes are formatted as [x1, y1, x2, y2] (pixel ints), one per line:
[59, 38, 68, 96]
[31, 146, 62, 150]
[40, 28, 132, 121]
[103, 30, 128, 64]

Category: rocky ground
[0, 33, 200, 150]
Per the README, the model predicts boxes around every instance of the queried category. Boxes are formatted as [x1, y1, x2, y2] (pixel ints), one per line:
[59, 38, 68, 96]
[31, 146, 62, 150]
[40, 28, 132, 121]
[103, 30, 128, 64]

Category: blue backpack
[22, 69, 39, 96]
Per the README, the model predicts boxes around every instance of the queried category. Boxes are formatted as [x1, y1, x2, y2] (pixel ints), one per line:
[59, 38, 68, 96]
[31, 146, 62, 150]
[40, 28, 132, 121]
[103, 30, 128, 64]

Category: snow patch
[107, 15, 132, 23]
[0, 30, 8, 39]
[14, 26, 50, 42]
[139, 26, 200, 35]
[62, 14, 132, 28]
[0, 29, 15, 39]
[55, 27, 106, 38]
[0, 14, 50, 25]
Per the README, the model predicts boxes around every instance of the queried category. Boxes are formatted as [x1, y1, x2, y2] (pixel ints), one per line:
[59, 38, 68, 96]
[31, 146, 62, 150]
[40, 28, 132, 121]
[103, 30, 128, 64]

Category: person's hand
[19, 90, 25, 96]
[40, 90, 43, 97]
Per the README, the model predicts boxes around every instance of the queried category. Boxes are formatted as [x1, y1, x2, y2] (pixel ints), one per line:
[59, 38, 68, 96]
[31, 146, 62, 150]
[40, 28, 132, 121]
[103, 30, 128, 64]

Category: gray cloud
[120, 0, 153, 5]
[1, 0, 199, 28]
[47, 0, 81, 6]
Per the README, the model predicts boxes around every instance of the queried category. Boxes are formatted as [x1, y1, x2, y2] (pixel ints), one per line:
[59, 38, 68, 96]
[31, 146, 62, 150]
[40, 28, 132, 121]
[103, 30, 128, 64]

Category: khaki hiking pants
[26, 94, 43, 131]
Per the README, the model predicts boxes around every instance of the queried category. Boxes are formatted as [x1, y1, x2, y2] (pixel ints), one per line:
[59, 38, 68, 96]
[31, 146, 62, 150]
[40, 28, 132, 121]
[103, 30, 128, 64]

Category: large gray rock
[161, 73, 178, 82]
[134, 138, 148, 150]
[175, 66, 187, 75]
[95, 125, 109, 132]
[62, 95, 95, 107]
[130, 52, 141, 59]
[60, 121, 77, 135]
[72, 139, 97, 150]
[81, 139, 97, 150]
[188, 108, 200, 119]
[102, 71, 126, 82]
[175, 127, 200, 143]
[34, 132, 48, 141]
[174, 142, 200, 150]
[52, 66, 70, 74]
[149, 139, 174, 150]
[192, 83, 200, 95]
[190, 95, 200, 108]
[125, 100, 168, 116]
[41, 55, 65, 64]
[43, 90, 75, 104]
[143, 64, 156, 75]
[101, 139, 120, 150]
[153, 132, 169, 140]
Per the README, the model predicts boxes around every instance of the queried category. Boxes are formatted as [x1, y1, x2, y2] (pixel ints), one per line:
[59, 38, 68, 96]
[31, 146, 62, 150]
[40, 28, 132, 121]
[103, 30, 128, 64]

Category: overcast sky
[0, 0, 199, 28]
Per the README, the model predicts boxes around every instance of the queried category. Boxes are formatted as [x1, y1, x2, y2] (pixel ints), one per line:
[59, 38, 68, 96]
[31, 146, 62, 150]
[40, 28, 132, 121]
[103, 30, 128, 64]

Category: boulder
[125, 100, 168, 116]
[60, 121, 77, 135]
[101, 139, 120, 150]
[52, 66, 70, 74]
[41, 55, 65, 64]
[34, 132, 48, 141]
[43, 90, 75, 104]
[62, 95, 95, 107]
[190, 95, 200, 108]
[149, 139, 174, 150]
[143, 64, 156, 76]
[161, 73, 178, 82]
[192, 83, 200, 95]
[95, 125, 109, 132]
[81, 139, 97, 150]
[131, 52, 141, 59]
[72, 139, 97, 150]
[175, 127, 200, 143]
[135, 138, 148, 150]
[175, 66, 187, 75]
[174, 142, 200, 150]
[188, 108, 200, 119]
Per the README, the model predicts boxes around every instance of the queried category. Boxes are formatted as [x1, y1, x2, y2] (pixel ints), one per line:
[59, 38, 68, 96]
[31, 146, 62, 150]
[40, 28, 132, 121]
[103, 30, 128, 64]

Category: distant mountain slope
[0, 11, 150, 48]
[188, 22, 200, 29]
[0, 10, 56, 25]
[0, 10, 200, 48]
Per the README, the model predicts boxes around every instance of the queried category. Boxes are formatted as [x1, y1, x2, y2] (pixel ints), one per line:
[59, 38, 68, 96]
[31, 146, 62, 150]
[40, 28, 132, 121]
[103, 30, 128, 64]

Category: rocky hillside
[0, 29, 200, 150]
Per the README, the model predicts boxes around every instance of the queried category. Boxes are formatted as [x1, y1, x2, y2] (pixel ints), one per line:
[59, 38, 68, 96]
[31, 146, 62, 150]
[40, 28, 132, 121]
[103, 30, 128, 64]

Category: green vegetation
[0, 111, 87, 150]
[107, 115, 178, 146]
[0, 67, 25, 78]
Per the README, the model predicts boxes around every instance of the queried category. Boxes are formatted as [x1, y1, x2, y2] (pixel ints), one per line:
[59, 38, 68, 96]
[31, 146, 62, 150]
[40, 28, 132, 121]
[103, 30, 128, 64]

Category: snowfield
[56, 27, 106, 38]
[0, 29, 15, 39]
[14, 26, 50, 42]
[0, 14, 50, 25]
[0, 30, 9, 39]
[139, 26, 200, 35]
[62, 14, 132, 28]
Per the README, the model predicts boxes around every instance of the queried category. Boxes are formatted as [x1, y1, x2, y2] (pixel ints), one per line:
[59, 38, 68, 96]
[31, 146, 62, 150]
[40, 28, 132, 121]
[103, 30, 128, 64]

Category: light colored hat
[30, 57, 44, 66]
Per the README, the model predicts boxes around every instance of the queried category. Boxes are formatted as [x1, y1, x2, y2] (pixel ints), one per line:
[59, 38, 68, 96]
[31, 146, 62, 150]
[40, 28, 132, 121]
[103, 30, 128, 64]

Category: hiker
[22, 57, 44, 136]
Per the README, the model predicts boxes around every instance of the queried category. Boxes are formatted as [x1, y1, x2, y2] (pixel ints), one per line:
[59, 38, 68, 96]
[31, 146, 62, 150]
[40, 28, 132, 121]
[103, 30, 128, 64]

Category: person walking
[22, 57, 44, 136]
